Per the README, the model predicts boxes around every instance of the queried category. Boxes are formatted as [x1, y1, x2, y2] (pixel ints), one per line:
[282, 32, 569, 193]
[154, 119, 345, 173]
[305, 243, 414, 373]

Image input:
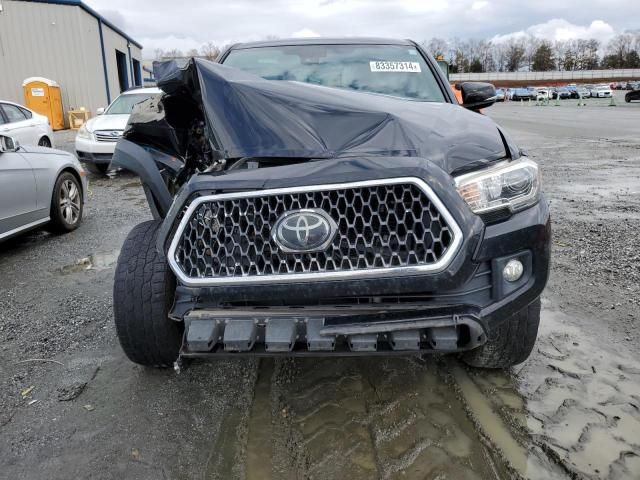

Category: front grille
[170, 179, 461, 285]
[94, 130, 122, 142]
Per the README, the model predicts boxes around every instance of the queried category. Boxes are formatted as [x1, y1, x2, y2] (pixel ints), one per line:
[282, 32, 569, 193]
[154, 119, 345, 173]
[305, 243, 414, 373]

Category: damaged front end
[112, 57, 550, 360]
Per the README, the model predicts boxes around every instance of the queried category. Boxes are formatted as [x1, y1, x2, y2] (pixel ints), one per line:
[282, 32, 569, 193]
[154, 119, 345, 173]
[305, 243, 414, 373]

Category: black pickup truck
[112, 38, 550, 369]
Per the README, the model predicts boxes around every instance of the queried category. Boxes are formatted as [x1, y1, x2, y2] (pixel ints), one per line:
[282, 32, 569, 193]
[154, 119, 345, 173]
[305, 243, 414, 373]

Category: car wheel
[462, 297, 540, 369]
[113, 221, 183, 367]
[38, 136, 52, 148]
[84, 163, 110, 175]
[49, 172, 83, 233]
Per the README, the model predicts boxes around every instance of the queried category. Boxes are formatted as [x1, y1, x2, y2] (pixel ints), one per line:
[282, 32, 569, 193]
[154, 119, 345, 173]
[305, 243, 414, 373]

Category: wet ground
[1, 98, 639, 479]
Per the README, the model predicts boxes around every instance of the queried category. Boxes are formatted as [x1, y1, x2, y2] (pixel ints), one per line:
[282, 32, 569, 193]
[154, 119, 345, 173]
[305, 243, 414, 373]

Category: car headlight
[454, 158, 540, 214]
[76, 124, 93, 140]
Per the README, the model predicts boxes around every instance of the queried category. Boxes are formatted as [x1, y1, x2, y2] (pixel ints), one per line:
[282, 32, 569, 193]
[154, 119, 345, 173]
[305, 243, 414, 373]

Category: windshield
[222, 44, 446, 102]
[106, 93, 157, 114]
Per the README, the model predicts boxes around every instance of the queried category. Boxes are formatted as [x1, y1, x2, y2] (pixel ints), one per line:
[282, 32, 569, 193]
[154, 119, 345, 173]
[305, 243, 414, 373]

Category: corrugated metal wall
[0, 1, 142, 124]
[102, 23, 143, 103]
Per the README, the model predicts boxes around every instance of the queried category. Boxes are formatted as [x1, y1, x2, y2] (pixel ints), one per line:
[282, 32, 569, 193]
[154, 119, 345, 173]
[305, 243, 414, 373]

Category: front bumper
[159, 157, 551, 355]
[75, 136, 116, 164]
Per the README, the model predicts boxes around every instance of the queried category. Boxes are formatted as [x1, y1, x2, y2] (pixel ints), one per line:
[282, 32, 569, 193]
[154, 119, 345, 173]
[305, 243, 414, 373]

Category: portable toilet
[22, 77, 65, 130]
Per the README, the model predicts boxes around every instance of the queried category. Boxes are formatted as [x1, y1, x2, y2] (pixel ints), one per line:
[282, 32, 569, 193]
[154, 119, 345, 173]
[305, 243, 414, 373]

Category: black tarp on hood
[153, 58, 512, 174]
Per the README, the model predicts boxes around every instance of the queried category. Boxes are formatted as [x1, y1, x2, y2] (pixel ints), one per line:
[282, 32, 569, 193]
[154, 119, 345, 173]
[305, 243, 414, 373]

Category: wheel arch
[38, 134, 52, 147]
[58, 167, 84, 198]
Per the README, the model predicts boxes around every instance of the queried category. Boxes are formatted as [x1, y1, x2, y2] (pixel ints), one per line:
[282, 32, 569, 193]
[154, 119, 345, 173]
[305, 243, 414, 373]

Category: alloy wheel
[59, 179, 81, 225]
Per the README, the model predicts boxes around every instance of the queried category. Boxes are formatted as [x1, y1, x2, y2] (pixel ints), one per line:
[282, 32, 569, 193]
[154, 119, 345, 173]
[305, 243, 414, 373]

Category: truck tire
[462, 298, 541, 369]
[113, 220, 183, 367]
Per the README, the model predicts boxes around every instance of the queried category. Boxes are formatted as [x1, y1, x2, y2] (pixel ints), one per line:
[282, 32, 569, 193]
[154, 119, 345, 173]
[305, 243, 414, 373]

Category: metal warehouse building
[0, 0, 143, 125]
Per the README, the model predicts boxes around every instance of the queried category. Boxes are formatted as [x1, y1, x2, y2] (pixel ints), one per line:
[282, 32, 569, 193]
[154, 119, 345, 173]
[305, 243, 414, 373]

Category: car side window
[18, 107, 33, 119]
[1, 104, 28, 123]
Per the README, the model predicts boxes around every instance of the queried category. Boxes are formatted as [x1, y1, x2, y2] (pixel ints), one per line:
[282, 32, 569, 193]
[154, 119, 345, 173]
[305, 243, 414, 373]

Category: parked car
[0, 135, 86, 241]
[111, 38, 550, 370]
[552, 87, 571, 99]
[536, 89, 550, 101]
[511, 87, 537, 101]
[625, 89, 640, 102]
[593, 85, 612, 98]
[576, 87, 590, 99]
[75, 87, 162, 175]
[0, 101, 54, 148]
[495, 88, 505, 102]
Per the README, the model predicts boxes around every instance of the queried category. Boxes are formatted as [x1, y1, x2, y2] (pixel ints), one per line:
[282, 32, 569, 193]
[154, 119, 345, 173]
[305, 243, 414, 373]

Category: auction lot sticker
[370, 61, 421, 72]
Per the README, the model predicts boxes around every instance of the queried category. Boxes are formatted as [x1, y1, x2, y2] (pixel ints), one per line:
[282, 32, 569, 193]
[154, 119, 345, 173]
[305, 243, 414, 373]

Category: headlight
[76, 124, 93, 140]
[454, 158, 540, 214]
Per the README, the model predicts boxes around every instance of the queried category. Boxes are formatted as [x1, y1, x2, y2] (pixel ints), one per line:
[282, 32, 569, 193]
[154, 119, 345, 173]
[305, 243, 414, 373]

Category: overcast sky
[85, 0, 639, 58]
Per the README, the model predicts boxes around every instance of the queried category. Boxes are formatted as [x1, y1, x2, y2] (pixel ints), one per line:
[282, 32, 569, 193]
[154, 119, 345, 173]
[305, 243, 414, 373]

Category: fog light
[503, 259, 524, 282]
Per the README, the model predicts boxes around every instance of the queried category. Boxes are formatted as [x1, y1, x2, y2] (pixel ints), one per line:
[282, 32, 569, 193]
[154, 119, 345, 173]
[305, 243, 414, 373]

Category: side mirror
[96, 107, 105, 115]
[458, 82, 497, 111]
[0, 135, 19, 153]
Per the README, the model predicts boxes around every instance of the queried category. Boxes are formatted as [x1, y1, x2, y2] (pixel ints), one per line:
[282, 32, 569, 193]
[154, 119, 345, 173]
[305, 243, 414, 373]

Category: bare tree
[477, 40, 495, 72]
[505, 38, 526, 72]
[153, 48, 165, 60]
[186, 48, 200, 58]
[605, 33, 634, 66]
[420, 30, 640, 72]
[581, 39, 600, 70]
[163, 48, 184, 59]
[200, 42, 220, 61]
[552, 40, 566, 70]
[493, 43, 508, 72]
[424, 37, 448, 58]
[524, 36, 541, 71]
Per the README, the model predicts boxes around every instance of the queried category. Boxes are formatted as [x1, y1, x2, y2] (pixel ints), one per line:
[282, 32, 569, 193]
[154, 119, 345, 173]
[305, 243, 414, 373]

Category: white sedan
[594, 86, 612, 98]
[75, 87, 161, 175]
[0, 101, 55, 148]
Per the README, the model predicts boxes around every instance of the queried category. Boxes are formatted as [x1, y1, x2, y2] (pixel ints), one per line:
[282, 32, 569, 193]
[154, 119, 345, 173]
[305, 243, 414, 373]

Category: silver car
[0, 134, 87, 241]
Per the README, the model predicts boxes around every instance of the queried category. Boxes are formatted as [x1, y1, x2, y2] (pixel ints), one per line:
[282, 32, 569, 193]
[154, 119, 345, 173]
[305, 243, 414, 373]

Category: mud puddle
[503, 307, 640, 479]
[59, 250, 119, 274]
[457, 305, 640, 479]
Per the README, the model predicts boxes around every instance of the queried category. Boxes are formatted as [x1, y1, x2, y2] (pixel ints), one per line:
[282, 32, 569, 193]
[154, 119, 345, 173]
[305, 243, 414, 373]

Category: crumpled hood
[152, 58, 515, 174]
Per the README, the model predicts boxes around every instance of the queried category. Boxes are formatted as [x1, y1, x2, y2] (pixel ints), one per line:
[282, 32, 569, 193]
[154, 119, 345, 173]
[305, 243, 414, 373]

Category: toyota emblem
[272, 209, 337, 253]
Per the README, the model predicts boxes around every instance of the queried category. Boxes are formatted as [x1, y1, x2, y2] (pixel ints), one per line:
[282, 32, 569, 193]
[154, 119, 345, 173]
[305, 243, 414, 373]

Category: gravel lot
[1, 96, 639, 480]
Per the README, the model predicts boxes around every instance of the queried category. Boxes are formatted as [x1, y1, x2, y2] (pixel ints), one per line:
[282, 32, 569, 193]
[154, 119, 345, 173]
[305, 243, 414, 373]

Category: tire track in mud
[245, 356, 510, 480]
[506, 308, 640, 480]
[202, 361, 258, 480]
[245, 359, 275, 480]
[240, 341, 638, 480]
[449, 361, 569, 480]
[448, 308, 640, 480]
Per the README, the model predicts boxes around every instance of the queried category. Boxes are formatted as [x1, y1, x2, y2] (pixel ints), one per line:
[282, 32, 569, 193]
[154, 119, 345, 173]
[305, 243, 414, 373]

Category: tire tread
[113, 221, 182, 367]
[463, 298, 541, 369]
